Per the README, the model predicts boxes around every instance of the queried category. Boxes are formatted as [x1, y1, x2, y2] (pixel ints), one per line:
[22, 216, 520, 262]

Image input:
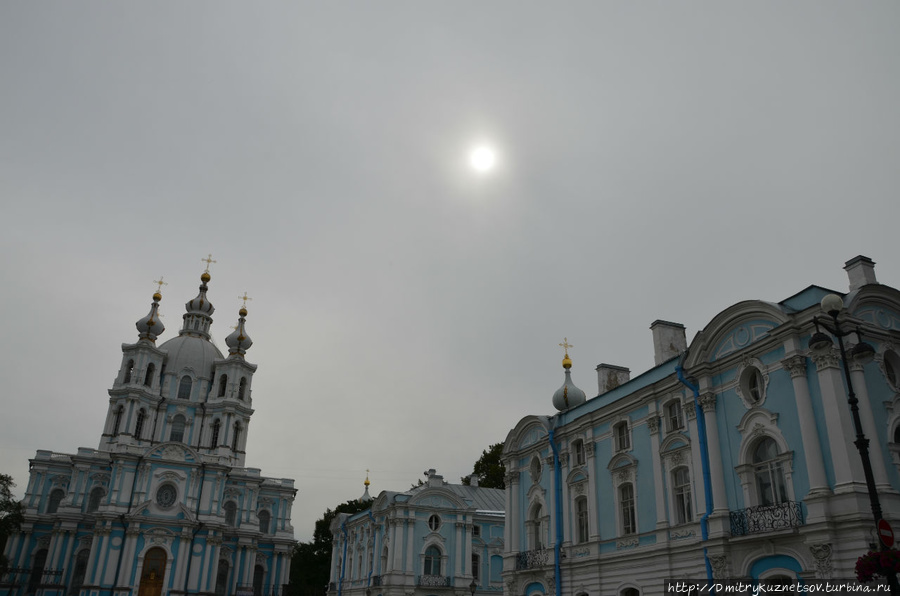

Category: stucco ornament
[809, 543, 833, 579]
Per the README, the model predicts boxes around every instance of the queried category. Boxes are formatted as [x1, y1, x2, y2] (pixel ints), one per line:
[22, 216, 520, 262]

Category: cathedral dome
[158, 334, 223, 378]
[552, 340, 586, 411]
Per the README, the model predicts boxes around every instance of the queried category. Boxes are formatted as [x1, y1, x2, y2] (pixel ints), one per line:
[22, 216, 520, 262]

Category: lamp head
[469, 579, 477, 595]
[809, 331, 834, 353]
[851, 341, 876, 364]
[821, 294, 844, 317]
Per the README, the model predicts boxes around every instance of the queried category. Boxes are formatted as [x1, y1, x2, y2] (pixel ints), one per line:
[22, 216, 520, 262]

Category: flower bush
[856, 549, 900, 583]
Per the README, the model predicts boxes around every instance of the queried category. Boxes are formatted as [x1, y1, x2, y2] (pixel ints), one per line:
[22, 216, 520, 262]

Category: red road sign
[878, 519, 894, 548]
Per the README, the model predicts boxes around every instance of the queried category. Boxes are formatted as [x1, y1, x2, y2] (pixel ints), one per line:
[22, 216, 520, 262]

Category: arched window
[753, 437, 787, 506]
[368, 548, 374, 575]
[252, 564, 264, 596]
[472, 553, 480, 582]
[177, 376, 192, 400]
[144, 363, 155, 387]
[170, 415, 186, 443]
[575, 496, 589, 543]
[124, 360, 134, 384]
[215, 560, 230, 596]
[529, 504, 544, 550]
[619, 483, 636, 535]
[258, 510, 271, 534]
[885, 350, 900, 389]
[232, 422, 242, 451]
[621, 589, 640, 596]
[27, 549, 48, 594]
[224, 501, 237, 527]
[672, 467, 692, 524]
[666, 401, 684, 432]
[423, 546, 441, 576]
[134, 409, 146, 440]
[573, 439, 585, 466]
[112, 406, 124, 435]
[615, 421, 631, 451]
[87, 487, 104, 513]
[238, 378, 247, 400]
[47, 489, 65, 514]
[218, 374, 228, 397]
[70, 549, 90, 596]
[211, 420, 221, 448]
[894, 426, 900, 444]
[529, 456, 542, 484]
[381, 547, 388, 573]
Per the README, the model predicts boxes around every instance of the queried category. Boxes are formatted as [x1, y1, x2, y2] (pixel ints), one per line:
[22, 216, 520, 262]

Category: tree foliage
[0, 474, 24, 575]
[289, 499, 371, 596]
[461, 443, 506, 489]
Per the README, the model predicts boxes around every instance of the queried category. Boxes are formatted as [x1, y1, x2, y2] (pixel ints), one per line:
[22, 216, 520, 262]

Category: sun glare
[469, 146, 497, 172]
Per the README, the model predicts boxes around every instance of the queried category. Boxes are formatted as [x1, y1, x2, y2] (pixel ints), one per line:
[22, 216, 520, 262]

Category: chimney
[426, 469, 443, 487]
[845, 255, 877, 292]
[596, 363, 630, 395]
[650, 320, 687, 366]
[468, 474, 479, 488]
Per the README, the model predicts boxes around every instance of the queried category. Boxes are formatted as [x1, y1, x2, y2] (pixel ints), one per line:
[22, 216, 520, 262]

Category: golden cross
[238, 292, 252, 309]
[559, 337, 573, 354]
[153, 276, 168, 293]
[201, 253, 217, 273]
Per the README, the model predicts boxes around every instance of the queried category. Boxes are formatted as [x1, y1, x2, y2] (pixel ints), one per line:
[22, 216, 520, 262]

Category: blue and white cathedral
[2, 269, 297, 596]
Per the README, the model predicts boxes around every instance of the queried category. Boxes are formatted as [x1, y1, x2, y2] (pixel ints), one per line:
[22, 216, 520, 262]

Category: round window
[428, 514, 441, 531]
[156, 484, 177, 509]
[530, 456, 542, 484]
[739, 365, 766, 407]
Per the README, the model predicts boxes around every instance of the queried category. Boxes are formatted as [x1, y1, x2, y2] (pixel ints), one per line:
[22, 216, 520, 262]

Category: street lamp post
[469, 579, 477, 596]
[811, 293, 898, 593]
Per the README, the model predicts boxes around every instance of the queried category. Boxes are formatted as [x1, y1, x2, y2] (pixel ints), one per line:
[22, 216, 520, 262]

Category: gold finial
[237, 292, 252, 317]
[152, 276, 168, 301]
[201, 253, 217, 273]
[364, 469, 370, 487]
[559, 337, 573, 369]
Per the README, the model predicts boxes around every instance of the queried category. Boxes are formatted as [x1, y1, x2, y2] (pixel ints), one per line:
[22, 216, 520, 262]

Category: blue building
[2, 270, 297, 596]
[327, 470, 505, 596]
[502, 256, 900, 595]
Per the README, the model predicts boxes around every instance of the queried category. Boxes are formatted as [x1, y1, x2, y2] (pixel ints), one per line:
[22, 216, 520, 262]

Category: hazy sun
[469, 146, 497, 172]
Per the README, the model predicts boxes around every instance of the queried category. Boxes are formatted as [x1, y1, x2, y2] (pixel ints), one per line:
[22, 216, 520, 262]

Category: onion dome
[225, 306, 253, 357]
[552, 340, 586, 411]
[136, 291, 166, 343]
[180, 272, 215, 339]
[359, 471, 372, 501]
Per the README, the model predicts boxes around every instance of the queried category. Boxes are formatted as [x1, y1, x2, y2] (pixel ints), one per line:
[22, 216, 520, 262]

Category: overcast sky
[2, 3, 899, 542]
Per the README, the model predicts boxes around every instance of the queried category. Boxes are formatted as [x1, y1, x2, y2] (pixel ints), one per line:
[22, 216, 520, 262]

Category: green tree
[0, 474, 24, 575]
[461, 443, 506, 489]
[289, 499, 371, 596]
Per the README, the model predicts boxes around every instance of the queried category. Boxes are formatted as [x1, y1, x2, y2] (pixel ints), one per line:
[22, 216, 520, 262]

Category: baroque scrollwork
[809, 543, 833, 579]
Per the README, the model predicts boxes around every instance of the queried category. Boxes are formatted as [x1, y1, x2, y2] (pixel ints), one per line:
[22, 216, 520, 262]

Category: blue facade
[503, 257, 900, 595]
[327, 470, 505, 596]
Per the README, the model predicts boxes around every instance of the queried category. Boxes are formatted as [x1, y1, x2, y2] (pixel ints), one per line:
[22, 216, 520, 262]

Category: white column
[685, 405, 706, 515]
[463, 524, 472, 577]
[585, 442, 599, 541]
[782, 355, 829, 493]
[454, 523, 462, 577]
[507, 472, 520, 549]
[391, 519, 402, 571]
[699, 394, 727, 512]
[16, 532, 32, 568]
[647, 416, 667, 528]
[850, 362, 890, 488]
[58, 531, 76, 590]
[404, 518, 414, 574]
[813, 351, 860, 487]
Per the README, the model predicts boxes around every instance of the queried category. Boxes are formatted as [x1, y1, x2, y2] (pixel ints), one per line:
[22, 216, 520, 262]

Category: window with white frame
[86, 487, 104, 513]
[614, 421, 631, 452]
[134, 409, 146, 440]
[218, 374, 228, 397]
[428, 514, 441, 531]
[619, 483, 636, 535]
[472, 553, 480, 581]
[224, 501, 237, 527]
[666, 401, 684, 432]
[530, 456, 542, 483]
[177, 376, 192, 400]
[884, 350, 900, 390]
[170, 415, 186, 443]
[753, 437, 788, 506]
[47, 489, 65, 514]
[529, 504, 545, 549]
[575, 496, 589, 543]
[258, 510, 271, 534]
[573, 439, 585, 466]
[424, 545, 441, 576]
[672, 467, 692, 524]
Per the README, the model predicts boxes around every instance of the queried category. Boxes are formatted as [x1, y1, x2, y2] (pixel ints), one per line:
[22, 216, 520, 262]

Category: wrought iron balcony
[730, 501, 803, 536]
[515, 548, 551, 570]
[371, 575, 383, 587]
[416, 575, 451, 587]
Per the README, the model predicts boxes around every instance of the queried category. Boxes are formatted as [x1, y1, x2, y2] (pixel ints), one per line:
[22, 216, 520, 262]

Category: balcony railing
[730, 501, 803, 536]
[515, 548, 551, 570]
[416, 575, 451, 587]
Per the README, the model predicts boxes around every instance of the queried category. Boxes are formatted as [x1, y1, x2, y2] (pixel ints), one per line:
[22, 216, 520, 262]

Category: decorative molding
[669, 529, 695, 540]
[781, 355, 807, 378]
[809, 543, 833, 579]
[709, 555, 728, 580]
[571, 481, 586, 496]
[584, 442, 595, 457]
[647, 417, 660, 434]
[812, 349, 840, 371]
[699, 393, 717, 413]
[616, 538, 638, 549]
